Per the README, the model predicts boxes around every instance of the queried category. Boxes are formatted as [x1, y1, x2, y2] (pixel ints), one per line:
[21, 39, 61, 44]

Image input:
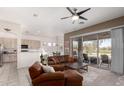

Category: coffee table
[65, 62, 88, 72]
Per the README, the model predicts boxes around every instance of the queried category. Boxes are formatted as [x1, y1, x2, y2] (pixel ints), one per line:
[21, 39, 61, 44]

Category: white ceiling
[0, 7, 124, 37]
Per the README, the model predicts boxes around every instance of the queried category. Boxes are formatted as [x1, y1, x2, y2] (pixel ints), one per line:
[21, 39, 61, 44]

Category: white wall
[0, 31, 17, 38]
[21, 34, 41, 40]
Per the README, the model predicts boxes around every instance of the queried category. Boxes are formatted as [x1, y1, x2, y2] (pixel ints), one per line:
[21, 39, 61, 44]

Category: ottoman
[64, 70, 83, 86]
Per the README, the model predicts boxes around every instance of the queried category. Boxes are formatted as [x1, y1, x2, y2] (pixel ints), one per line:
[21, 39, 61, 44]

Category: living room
[1, 1, 124, 93]
[0, 6, 124, 88]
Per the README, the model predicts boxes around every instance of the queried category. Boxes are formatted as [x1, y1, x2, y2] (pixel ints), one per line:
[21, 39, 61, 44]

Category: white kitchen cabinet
[21, 39, 40, 49]
[3, 53, 17, 63]
[0, 38, 17, 49]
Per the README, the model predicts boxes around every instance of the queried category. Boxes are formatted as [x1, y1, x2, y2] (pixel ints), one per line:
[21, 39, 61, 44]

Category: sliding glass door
[83, 34, 98, 64]
[98, 32, 111, 66]
[70, 31, 111, 69]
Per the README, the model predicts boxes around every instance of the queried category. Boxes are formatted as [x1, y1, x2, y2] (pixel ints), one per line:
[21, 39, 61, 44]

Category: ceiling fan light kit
[72, 15, 79, 20]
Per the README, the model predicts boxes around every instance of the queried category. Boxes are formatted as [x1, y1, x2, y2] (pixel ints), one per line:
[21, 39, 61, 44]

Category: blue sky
[99, 39, 111, 48]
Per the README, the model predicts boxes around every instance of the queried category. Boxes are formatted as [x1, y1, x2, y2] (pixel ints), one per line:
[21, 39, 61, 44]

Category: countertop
[21, 49, 41, 52]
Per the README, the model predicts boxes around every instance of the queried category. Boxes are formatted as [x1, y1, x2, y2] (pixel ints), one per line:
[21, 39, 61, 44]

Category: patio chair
[99, 55, 111, 68]
[83, 53, 89, 63]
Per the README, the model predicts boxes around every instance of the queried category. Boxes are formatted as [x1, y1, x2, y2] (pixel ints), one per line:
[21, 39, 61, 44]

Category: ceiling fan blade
[77, 8, 91, 15]
[61, 16, 72, 19]
[79, 16, 88, 20]
[66, 7, 74, 15]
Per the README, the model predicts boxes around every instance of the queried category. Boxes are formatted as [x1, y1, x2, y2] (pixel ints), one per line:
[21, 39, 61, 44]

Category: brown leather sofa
[29, 62, 83, 86]
[48, 55, 77, 71]
[48, 55, 77, 65]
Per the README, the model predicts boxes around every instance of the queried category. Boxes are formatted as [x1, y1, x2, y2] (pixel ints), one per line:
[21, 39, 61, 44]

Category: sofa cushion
[68, 56, 75, 63]
[58, 56, 65, 63]
[64, 70, 83, 86]
[32, 72, 64, 86]
[29, 62, 44, 80]
[54, 57, 60, 64]
[64, 55, 69, 62]
[50, 57, 57, 63]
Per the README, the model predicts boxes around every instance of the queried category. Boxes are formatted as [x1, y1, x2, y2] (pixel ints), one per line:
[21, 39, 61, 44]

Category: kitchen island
[17, 49, 41, 68]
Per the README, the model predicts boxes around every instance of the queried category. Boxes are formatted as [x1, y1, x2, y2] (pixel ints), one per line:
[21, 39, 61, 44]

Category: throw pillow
[42, 65, 55, 73]
[39, 62, 43, 66]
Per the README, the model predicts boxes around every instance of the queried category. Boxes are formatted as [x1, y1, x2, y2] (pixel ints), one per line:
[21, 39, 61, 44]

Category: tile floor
[0, 62, 31, 86]
[0, 62, 124, 86]
[83, 66, 124, 86]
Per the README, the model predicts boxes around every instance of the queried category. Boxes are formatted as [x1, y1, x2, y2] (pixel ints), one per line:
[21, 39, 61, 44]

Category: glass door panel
[98, 32, 111, 63]
[72, 39, 78, 57]
[83, 34, 98, 64]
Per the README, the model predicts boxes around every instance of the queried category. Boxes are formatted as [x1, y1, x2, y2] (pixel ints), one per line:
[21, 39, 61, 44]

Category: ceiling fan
[61, 7, 91, 24]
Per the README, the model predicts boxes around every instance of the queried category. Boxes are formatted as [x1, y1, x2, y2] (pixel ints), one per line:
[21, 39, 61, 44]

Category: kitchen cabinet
[3, 53, 17, 63]
[21, 39, 40, 49]
[0, 38, 17, 49]
[0, 37, 17, 63]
